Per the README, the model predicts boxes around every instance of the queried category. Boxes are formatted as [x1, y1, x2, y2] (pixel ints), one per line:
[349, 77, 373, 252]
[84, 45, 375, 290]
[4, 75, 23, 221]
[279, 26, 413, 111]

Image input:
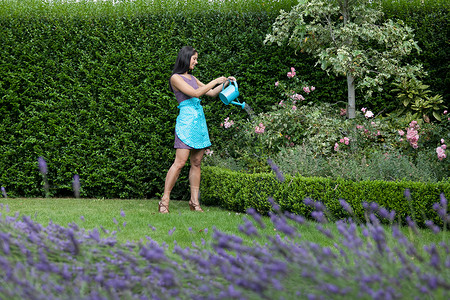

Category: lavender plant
[1, 192, 448, 299]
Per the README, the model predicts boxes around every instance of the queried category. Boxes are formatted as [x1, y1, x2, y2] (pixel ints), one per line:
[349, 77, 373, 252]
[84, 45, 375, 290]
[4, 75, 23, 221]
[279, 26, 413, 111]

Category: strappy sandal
[158, 201, 170, 214]
[189, 201, 204, 212]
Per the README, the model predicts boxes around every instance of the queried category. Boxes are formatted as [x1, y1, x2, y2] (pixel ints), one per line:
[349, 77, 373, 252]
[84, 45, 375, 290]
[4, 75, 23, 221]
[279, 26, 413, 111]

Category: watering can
[219, 80, 245, 109]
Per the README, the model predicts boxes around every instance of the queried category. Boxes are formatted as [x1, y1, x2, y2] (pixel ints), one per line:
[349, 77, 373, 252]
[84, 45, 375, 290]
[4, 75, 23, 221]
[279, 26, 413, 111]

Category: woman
[159, 46, 235, 213]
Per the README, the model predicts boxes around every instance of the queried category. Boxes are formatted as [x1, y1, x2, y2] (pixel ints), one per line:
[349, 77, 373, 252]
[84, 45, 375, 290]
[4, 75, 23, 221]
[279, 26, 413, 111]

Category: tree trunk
[347, 74, 356, 119]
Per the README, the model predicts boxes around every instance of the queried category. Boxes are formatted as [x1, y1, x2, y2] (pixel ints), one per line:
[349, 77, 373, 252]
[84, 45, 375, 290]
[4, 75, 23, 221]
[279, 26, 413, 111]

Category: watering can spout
[231, 101, 246, 109]
[219, 79, 245, 109]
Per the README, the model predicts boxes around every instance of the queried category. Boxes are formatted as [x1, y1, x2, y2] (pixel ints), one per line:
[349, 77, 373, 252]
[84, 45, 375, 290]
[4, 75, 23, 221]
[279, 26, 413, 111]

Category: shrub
[201, 166, 450, 227]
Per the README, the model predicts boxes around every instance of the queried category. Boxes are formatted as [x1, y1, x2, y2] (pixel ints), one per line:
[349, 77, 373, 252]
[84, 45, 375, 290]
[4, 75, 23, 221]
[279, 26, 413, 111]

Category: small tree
[264, 0, 423, 118]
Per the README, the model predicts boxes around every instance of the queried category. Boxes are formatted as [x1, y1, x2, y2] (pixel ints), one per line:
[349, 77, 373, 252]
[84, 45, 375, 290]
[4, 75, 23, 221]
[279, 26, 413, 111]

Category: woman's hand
[215, 76, 228, 85]
[227, 76, 236, 82]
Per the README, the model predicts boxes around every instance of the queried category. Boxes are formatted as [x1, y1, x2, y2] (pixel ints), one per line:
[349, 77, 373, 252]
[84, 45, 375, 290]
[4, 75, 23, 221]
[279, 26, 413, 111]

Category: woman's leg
[188, 148, 205, 211]
[160, 149, 190, 213]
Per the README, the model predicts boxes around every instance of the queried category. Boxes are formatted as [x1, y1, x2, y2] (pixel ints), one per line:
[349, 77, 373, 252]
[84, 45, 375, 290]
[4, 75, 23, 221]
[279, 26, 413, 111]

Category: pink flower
[205, 149, 213, 156]
[279, 100, 284, 106]
[409, 120, 418, 128]
[303, 86, 311, 94]
[255, 123, 266, 134]
[442, 144, 447, 150]
[436, 146, 447, 161]
[398, 130, 405, 136]
[364, 110, 374, 118]
[406, 127, 419, 149]
[339, 137, 350, 145]
[291, 93, 305, 101]
[340, 108, 347, 116]
[275, 81, 279, 87]
[292, 106, 297, 111]
[287, 67, 296, 78]
[444, 110, 448, 115]
[310, 86, 315, 91]
[223, 117, 234, 129]
[356, 125, 364, 130]
[361, 107, 367, 113]
[334, 143, 339, 151]
[441, 139, 445, 144]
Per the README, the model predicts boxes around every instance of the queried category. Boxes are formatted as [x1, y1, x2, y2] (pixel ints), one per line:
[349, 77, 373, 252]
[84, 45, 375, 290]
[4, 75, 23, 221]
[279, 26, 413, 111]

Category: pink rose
[334, 143, 339, 151]
[365, 110, 374, 118]
[310, 86, 315, 91]
[287, 67, 296, 78]
[303, 86, 311, 94]
[275, 81, 279, 87]
[398, 130, 405, 136]
[436, 146, 447, 161]
[292, 106, 297, 111]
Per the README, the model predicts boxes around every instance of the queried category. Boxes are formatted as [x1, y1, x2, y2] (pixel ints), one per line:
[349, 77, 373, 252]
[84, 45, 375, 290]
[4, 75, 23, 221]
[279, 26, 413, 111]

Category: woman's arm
[170, 75, 228, 98]
[201, 76, 237, 98]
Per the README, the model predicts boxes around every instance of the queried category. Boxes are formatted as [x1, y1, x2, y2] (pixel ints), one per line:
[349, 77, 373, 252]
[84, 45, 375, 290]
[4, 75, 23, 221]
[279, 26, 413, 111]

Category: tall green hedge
[381, 0, 450, 107]
[0, 0, 448, 199]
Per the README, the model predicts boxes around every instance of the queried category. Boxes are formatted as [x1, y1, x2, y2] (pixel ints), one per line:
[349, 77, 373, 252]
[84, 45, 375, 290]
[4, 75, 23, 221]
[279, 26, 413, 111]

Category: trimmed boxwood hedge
[200, 166, 450, 227]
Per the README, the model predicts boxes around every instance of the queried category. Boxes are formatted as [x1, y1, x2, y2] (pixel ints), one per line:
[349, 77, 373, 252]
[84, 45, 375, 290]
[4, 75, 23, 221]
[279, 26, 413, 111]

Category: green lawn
[1, 197, 445, 250]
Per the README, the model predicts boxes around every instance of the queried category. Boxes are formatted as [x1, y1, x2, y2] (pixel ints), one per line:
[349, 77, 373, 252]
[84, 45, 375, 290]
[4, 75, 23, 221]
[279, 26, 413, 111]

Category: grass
[0, 198, 300, 249]
[0, 197, 445, 250]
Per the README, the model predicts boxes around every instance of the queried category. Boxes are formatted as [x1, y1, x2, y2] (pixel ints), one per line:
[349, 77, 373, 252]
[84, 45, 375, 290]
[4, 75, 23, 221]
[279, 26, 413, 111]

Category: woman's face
[189, 52, 198, 70]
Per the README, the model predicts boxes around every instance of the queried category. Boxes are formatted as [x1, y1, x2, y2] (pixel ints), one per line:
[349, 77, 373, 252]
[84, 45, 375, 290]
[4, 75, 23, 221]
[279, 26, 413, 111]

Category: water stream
[244, 103, 255, 119]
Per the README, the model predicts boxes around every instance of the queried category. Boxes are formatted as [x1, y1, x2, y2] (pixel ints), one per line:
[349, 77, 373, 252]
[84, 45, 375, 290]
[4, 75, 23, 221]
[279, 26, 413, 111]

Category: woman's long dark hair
[169, 46, 197, 92]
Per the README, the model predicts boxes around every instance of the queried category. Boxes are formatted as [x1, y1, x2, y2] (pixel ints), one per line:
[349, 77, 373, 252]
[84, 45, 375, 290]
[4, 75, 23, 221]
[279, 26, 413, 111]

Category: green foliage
[201, 166, 450, 227]
[381, 0, 450, 107]
[264, 0, 424, 118]
[392, 76, 445, 123]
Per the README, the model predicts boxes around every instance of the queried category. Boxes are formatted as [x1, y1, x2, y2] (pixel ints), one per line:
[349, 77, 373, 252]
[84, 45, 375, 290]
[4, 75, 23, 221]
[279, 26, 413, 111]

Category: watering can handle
[222, 79, 238, 91]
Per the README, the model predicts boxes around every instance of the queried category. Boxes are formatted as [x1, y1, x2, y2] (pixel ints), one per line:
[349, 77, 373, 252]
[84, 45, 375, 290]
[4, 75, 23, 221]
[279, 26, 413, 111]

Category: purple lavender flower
[37, 156, 48, 174]
[246, 207, 266, 228]
[404, 188, 411, 200]
[440, 193, 447, 207]
[311, 211, 327, 223]
[120, 209, 126, 217]
[238, 218, 259, 237]
[72, 174, 80, 198]
[267, 158, 285, 182]
[425, 220, 441, 234]
[1, 186, 6, 198]
[339, 199, 353, 215]
[168, 227, 176, 236]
